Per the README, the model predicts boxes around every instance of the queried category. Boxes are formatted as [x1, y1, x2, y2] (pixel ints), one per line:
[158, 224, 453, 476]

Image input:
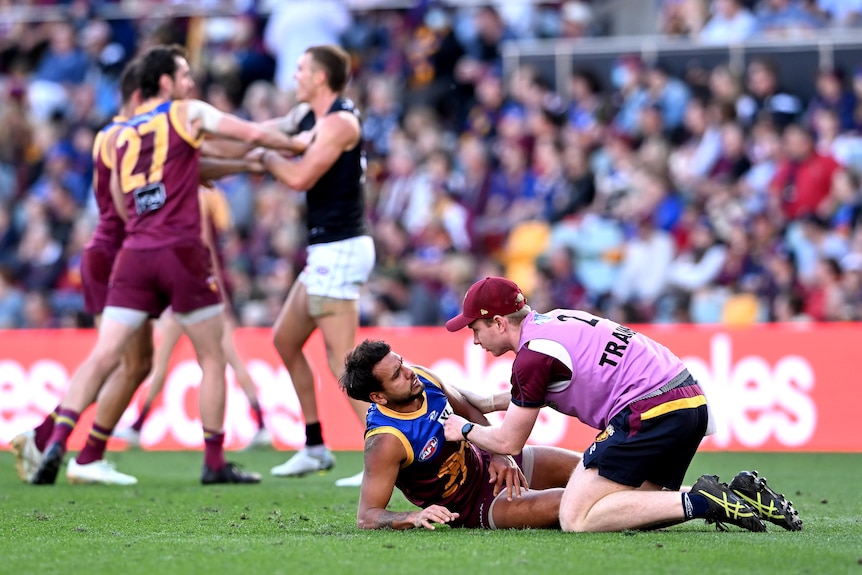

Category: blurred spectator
[644, 63, 692, 132]
[812, 107, 862, 171]
[462, 66, 505, 141]
[559, 1, 595, 39]
[263, 0, 351, 92]
[739, 119, 782, 211]
[549, 208, 625, 309]
[451, 134, 493, 241]
[0, 264, 23, 327]
[786, 213, 849, 284]
[21, 290, 58, 329]
[611, 214, 676, 322]
[709, 64, 747, 119]
[698, 0, 758, 44]
[805, 67, 856, 133]
[565, 67, 604, 148]
[768, 123, 841, 221]
[813, 0, 862, 27]
[738, 57, 803, 129]
[14, 214, 64, 292]
[661, 0, 710, 37]
[818, 167, 862, 231]
[803, 256, 849, 319]
[755, 0, 824, 37]
[611, 55, 649, 137]
[32, 21, 89, 86]
[669, 96, 723, 195]
[362, 74, 401, 158]
[665, 216, 729, 322]
[403, 5, 465, 126]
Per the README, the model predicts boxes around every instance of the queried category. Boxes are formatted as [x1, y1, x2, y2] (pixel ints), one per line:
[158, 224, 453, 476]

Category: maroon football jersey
[115, 100, 203, 249]
[86, 116, 127, 250]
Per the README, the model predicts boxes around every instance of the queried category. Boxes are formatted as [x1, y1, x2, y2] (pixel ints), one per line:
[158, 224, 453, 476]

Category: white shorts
[298, 235, 375, 300]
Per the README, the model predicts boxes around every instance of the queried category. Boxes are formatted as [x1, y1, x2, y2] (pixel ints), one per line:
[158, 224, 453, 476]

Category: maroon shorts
[454, 450, 526, 529]
[81, 244, 120, 315]
[106, 242, 222, 317]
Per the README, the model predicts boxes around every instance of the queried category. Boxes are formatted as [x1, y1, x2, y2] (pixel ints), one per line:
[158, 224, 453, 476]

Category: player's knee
[559, 512, 587, 533]
[558, 503, 591, 533]
[126, 355, 153, 386]
[272, 327, 297, 359]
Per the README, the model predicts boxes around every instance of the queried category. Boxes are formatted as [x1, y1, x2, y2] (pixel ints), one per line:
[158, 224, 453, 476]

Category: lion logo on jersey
[594, 424, 615, 443]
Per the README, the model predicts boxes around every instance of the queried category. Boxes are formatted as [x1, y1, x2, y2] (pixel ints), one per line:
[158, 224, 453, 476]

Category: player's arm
[357, 433, 458, 530]
[450, 384, 511, 414]
[185, 99, 307, 154]
[199, 155, 264, 182]
[413, 364, 489, 425]
[201, 138, 255, 160]
[259, 111, 359, 191]
[443, 403, 540, 456]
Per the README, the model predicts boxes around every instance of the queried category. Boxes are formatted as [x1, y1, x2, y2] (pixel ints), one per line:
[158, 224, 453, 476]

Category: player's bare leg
[523, 446, 581, 490]
[182, 306, 260, 484]
[68, 321, 154, 485]
[315, 296, 370, 486]
[222, 314, 269, 446]
[559, 462, 765, 532]
[314, 298, 370, 422]
[32, 315, 142, 484]
[116, 310, 182, 444]
[271, 281, 334, 477]
[490, 488, 566, 529]
[145, 310, 184, 408]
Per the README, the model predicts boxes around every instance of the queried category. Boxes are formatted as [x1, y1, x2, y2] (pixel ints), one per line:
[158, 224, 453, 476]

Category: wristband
[461, 422, 475, 440]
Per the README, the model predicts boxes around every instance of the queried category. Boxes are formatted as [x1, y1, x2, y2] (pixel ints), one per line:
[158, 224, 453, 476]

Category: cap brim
[445, 313, 474, 332]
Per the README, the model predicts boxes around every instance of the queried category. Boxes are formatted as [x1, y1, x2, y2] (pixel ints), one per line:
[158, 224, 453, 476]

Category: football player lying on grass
[339, 339, 580, 530]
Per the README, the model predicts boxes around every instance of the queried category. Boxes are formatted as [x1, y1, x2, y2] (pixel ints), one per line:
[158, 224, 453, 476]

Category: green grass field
[1, 449, 860, 575]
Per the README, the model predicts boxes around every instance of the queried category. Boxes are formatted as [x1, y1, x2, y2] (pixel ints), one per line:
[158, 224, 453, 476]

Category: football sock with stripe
[682, 492, 710, 519]
[46, 408, 80, 450]
[76, 423, 113, 465]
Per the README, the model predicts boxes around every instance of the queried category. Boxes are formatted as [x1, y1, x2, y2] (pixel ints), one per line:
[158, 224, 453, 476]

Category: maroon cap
[445, 277, 526, 332]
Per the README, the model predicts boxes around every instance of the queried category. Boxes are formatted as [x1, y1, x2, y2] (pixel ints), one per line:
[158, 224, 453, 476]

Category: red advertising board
[0, 324, 858, 452]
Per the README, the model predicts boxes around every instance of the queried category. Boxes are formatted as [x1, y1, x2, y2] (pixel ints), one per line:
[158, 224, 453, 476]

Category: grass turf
[1, 450, 860, 575]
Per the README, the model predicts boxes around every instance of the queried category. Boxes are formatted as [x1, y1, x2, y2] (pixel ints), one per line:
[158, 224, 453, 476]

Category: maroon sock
[250, 403, 264, 430]
[131, 404, 150, 432]
[34, 407, 60, 451]
[47, 408, 80, 450]
[203, 428, 226, 470]
[76, 423, 113, 465]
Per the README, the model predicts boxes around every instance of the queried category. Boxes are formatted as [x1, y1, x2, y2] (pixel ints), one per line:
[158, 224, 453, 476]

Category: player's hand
[488, 454, 527, 500]
[244, 147, 267, 172]
[414, 505, 459, 530]
[442, 413, 468, 442]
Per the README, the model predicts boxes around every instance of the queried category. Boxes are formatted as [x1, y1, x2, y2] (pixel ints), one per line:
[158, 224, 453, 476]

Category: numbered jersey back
[116, 100, 203, 249]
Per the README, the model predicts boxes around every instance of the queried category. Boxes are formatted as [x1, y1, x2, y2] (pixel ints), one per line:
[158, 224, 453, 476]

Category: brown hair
[306, 44, 351, 93]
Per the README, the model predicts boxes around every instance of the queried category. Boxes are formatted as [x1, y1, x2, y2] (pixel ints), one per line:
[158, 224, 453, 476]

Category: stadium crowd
[0, 0, 860, 330]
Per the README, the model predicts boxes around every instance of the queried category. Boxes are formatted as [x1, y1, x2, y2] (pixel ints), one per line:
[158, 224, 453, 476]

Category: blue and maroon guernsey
[364, 368, 486, 515]
[115, 100, 203, 249]
[86, 116, 127, 251]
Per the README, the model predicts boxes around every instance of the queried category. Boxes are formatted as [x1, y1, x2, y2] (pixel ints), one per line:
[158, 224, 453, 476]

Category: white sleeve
[186, 99, 226, 134]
